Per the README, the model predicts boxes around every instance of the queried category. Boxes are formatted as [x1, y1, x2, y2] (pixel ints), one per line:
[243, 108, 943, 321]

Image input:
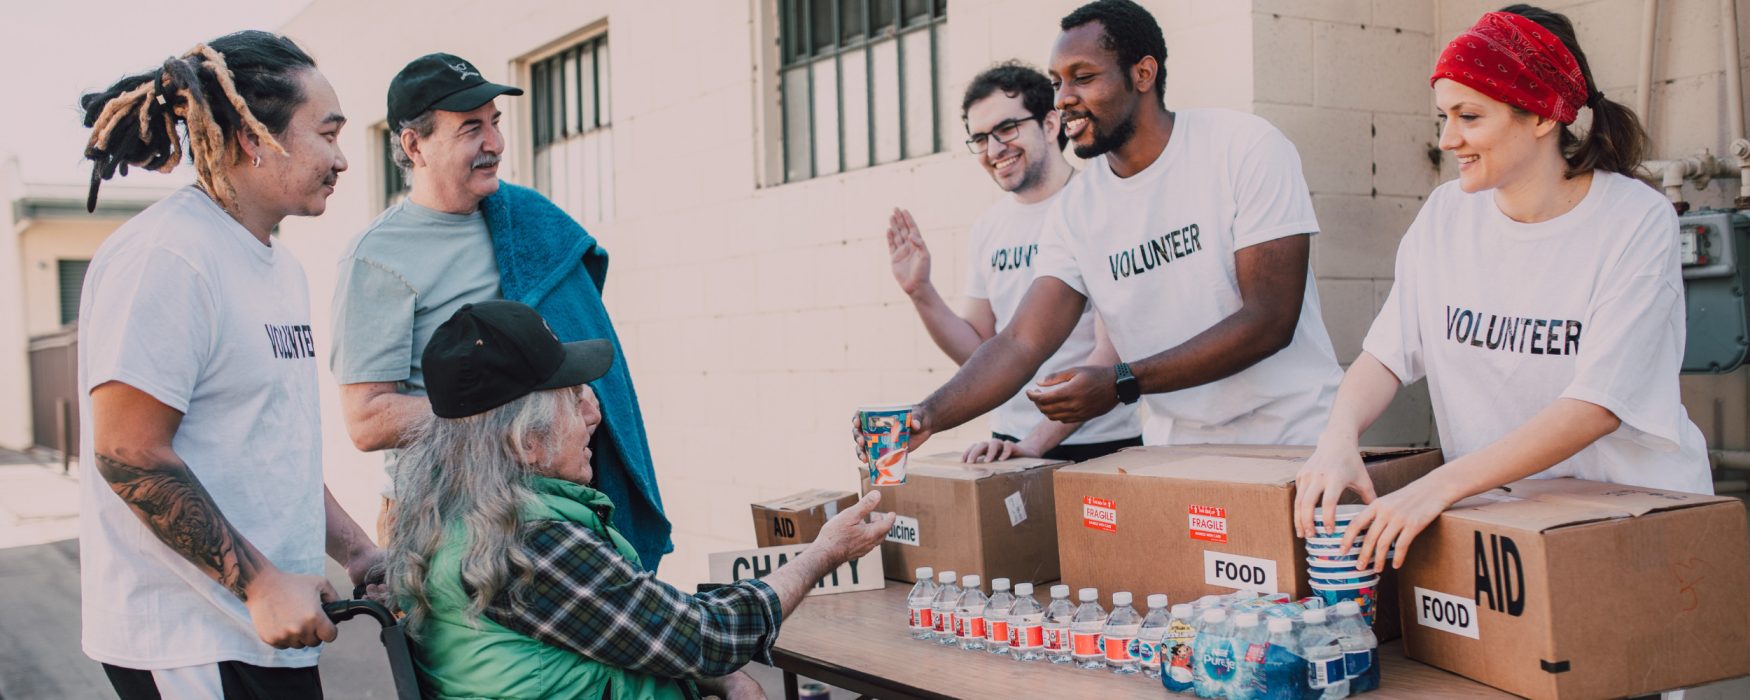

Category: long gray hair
[386, 386, 581, 634]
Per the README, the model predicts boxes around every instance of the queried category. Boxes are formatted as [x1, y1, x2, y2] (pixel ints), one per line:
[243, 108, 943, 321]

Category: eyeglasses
[965, 116, 1044, 154]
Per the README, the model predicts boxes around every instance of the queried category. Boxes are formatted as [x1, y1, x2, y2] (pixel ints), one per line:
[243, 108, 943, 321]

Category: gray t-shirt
[330, 199, 500, 393]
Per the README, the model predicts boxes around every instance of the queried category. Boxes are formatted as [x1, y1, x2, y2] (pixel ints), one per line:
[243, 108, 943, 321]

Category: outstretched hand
[1027, 365, 1118, 423]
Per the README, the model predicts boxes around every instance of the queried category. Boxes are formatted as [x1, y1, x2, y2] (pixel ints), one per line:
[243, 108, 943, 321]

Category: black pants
[103, 661, 322, 700]
[992, 432, 1143, 462]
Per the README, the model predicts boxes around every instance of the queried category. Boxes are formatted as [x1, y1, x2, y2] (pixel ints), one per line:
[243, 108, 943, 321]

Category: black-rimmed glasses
[965, 116, 1044, 154]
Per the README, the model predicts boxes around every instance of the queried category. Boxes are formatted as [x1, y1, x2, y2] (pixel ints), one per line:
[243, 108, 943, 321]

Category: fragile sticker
[886, 514, 920, 547]
[1082, 496, 1117, 533]
[1188, 505, 1228, 543]
[1414, 586, 1480, 639]
[1004, 491, 1027, 527]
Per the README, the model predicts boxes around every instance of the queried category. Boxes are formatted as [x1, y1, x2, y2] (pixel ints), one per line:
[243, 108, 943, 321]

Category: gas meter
[1682, 208, 1750, 372]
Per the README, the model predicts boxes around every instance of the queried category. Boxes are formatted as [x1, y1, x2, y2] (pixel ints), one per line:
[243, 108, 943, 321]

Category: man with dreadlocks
[76, 30, 381, 699]
[330, 53, 673, 572]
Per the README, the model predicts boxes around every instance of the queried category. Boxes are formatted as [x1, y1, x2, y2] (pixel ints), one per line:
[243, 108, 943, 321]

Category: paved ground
[0, 450, 822, 699]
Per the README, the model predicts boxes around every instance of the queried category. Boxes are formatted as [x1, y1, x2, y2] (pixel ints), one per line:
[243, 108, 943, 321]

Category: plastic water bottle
[1230, 613, 1268, 700]
[1260, 617, 1310, 700]
[1331, 601, 1380, 693]
[1103, 592, 1142, 674]
[1301, 609, 1350, 698]
[1192, 608, 1237, 698]
[1043, 584, 1075, 664]
[955, 575, 987, 652]
[906, 567, 938, 641]
[930, 571, 960, 646]
[1160, 603, 1199, 693]
[1136, 594, 1171, 679]
[983, 578, 1016, 655]
[1070, 587, 1107, 670]
[1007, 583, 1045, 662]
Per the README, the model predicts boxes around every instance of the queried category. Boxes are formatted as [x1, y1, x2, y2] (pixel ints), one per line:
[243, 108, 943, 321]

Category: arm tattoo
[95, 453, 265, 601]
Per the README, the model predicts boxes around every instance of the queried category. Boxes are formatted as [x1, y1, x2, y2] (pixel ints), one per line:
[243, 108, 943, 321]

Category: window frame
[775, 0, 947, 183]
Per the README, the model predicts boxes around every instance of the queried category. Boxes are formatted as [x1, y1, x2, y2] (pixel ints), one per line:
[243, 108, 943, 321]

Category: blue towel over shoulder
[483, 182, 672, 569]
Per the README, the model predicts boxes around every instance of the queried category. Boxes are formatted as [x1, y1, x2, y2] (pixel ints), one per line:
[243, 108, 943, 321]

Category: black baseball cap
[423, 301, 613, 419]
[386, 53, 524, 129]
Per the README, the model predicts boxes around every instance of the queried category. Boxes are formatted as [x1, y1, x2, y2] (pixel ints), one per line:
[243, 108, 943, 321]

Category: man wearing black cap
[388, 301, 893, 700]
[331, 54, 674, 571]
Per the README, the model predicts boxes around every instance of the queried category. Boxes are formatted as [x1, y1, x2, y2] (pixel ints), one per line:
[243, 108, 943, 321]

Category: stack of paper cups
[1303, 505, 1381, 625]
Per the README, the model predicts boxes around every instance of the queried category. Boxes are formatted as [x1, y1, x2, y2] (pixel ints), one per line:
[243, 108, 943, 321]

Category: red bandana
[1431, 11, 1589, 124]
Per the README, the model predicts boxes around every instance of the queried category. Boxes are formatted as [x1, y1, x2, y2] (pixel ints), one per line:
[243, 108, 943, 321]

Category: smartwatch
[1114, 362, 1141, 405]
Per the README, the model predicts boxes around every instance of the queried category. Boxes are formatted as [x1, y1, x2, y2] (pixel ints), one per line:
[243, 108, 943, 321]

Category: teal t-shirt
[330, 199, 500, 393]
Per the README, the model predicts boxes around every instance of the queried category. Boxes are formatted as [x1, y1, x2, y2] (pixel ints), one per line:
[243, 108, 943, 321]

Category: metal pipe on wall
[1636, 0, 1658, 123]
[1721, 0, 1749, 205]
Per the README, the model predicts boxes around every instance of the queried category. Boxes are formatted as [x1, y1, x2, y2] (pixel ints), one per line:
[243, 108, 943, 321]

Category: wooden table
[769, 586, 1513, 699]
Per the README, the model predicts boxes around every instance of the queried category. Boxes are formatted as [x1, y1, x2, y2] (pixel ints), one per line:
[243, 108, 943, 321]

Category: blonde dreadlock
[79, 30, 316, 214]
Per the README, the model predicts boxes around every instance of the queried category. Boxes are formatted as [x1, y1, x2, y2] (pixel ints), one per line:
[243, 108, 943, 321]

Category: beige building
[1, 154, 176, 455]
[194, 0, 1750, 590]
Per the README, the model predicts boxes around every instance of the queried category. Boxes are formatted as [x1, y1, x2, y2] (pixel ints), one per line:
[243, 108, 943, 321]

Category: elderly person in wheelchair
[383, 300, 892, 699]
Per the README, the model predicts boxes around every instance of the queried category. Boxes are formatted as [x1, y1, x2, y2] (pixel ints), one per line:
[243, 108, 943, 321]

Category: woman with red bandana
[1291, 4, 1711, 572]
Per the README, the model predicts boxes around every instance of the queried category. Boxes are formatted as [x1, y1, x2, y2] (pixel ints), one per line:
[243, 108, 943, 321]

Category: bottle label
[1071, 631, 1102, 657]
[1309, 657, 1345, 688]
[937, 612, 954, 635]
[1104, 635, 1135, 662]
[987, 620, 1009, 645]
[1014, 624, 1044, 650]
[1244, 643, 1268, 664]
[908, 606, 933, 631]
[956, 615, 985, 640]
[1134, 638, 1158, 670]
[1345, 649, 1373, 678]
[1043, 627, 1067, 652]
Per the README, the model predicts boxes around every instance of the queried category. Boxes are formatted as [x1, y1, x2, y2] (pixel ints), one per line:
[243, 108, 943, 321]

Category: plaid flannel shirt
[484, 519, 784, 691]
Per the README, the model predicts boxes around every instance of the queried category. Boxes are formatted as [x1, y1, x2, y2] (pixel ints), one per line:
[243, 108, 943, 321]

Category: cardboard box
[860, 452, 1069, 585]
[750, 489, 860, 548]
[1053, 445, 1443, 638]
[1397, 478, 1750, 699]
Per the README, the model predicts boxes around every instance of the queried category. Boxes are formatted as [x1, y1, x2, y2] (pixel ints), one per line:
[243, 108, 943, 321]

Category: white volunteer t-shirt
[1033, 109, 1343, 445]
[77, 187, 326, 669]
[1364, 172, 1711, 494]
[963, 189, 1141, 445]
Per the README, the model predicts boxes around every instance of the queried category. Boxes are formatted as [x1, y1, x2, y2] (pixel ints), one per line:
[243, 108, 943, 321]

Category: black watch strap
[1114, 362, 1141, 404]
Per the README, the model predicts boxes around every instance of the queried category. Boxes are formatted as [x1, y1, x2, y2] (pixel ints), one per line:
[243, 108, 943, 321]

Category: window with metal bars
[529, 34, 615, 224]
[778, 0, 948, 183]
[378, 124, 410, 210]
[57, 259, 89, 326]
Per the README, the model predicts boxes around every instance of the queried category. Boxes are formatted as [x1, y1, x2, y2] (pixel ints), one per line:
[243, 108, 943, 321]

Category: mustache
[471, 155, 501, 169]
[323, 172, 340, 187]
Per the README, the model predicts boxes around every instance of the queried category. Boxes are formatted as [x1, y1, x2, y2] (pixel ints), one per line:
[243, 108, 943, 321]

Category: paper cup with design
[1308, 579, 1380, 625]
[1310, 505, 1366, 535]
[857, 404, 911, 485]
[1308, 566, 1380, 587]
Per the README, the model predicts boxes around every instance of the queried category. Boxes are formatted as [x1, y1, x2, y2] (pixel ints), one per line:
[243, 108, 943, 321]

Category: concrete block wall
[1250, 0, 1442, 446]
[1434, 0, 1750, 451]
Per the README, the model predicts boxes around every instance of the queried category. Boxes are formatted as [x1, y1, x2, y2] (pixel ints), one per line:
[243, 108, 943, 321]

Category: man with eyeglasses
[882, 61, 1141, 463]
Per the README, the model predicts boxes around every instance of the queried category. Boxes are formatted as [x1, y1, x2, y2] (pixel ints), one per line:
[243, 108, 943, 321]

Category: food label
[1043, 627, 1068, 652]
[1415, 586, 1480, 639]
[987, 619, 1009, 646]
[1012, 618, 1045, 650]
[1204, 550, 1279, 593]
